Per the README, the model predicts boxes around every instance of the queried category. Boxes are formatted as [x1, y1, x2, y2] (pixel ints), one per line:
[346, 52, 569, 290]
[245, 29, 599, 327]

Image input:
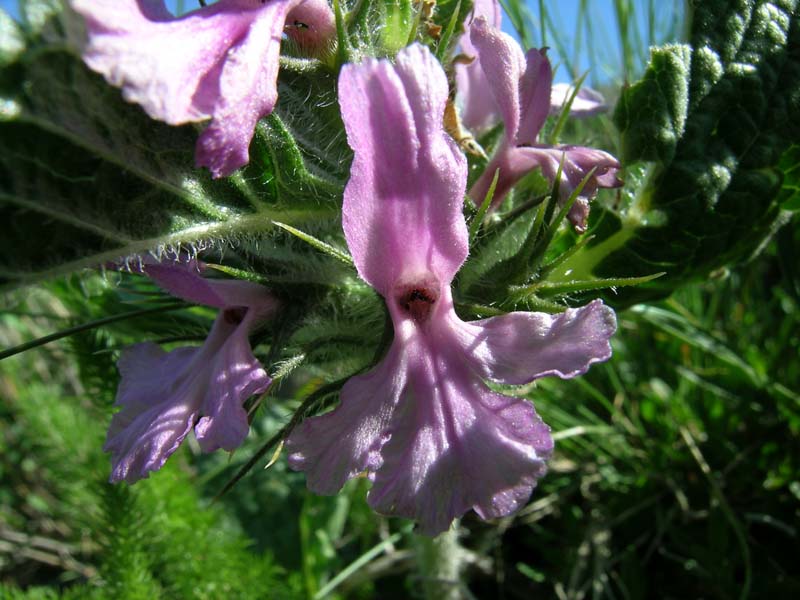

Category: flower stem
[414, 524, 467, 600]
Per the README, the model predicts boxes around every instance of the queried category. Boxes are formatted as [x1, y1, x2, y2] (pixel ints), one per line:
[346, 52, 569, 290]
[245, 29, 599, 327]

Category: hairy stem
[414, 524, 468, 600]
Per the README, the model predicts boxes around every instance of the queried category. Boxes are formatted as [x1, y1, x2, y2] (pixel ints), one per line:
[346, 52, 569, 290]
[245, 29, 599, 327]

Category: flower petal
[456, 0, 503, 133]
[286, 343, 406, 494]
[470, 142, 622, 214]
[143, 259, 278, 316]
[367, 333, 553, 535]
[515, 144, 623, 200]
[454, 299, 617, 385]
[517, 47, 552, 145]
[469, 16, 526, 143]
[550, 83, 608, 117]
[340, 44, 468, 296]
[193, 314, 272, 452]
[196, 0, 299, 177]
[104, 342, 202, 483]
[73, 0, 332, 178]
[72, 0, 258, 125]
[105, 300, 272, 481]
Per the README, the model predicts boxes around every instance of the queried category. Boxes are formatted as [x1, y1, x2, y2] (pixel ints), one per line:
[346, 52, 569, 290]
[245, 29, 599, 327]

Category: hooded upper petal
[339, 44, 468, 296]
[517, 48, 553, 146]
[456, 0, 503, 133]
[72, 0, 334, 178]
[468, 16, 527, 143]
[142, 258, 278, 318]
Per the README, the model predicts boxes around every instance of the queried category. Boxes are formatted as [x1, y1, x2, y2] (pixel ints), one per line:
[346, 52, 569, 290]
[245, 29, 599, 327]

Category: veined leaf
[554, 0, 800, 305]
[0, 1, 345, 289]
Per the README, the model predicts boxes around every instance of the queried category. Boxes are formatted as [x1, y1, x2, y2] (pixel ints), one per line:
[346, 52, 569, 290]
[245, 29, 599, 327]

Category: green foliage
[556, 0, 800, 305]
[614, 44, 692, 163]
[0, 308, 302, 599]
[485, 244, 800, 599]
[0, 0, 344, 289]
[778, 144, 800, 210]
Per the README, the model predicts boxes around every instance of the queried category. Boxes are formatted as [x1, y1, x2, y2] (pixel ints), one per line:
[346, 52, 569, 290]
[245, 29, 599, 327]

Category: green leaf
[614, 44, 692, 163]
[0, 1, 345, 289]
[556, 0, 800, 306]
[777, 144, 800, 210]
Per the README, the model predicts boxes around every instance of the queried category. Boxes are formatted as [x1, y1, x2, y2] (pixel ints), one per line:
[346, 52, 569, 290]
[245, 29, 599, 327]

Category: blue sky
[0, 1, 684, 84]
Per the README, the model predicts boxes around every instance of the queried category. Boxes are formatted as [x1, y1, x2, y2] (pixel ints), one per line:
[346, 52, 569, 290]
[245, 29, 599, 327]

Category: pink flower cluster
[81, 0, 620, 533]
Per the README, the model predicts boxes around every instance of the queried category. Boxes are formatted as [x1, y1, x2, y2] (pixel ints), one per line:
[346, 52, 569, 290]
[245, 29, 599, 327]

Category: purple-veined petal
[194, 312, 272, 452]
[104, 342, 204, 484]
[339, 44, 468, 296]
[288, 293, 557, 535]
[550, 82, 608, 117]
[286, 342, 406, 494]
[517, 144, 623, 201]
[106, 256, 277, 482]
[453, 299, 617, 385]
[367, 350, 552, 535]
[105, 311, 271, 482]
[469, 16, 526, 143]
[366, 297, 553, 534]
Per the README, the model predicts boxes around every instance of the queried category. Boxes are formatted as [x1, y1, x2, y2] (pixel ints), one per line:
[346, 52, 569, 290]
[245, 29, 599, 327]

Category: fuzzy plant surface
[0, 0, 799, 598]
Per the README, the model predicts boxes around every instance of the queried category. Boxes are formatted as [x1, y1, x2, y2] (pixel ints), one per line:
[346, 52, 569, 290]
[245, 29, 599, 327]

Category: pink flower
[71, 0, 335, 178]
[286, 44, 617, 534]
[466, 17, 621, 232]
[105, 258, 277, 483]
[455, 0, 503, 134]
[456, 3, 607, 135]
[550, 82, 608, 117]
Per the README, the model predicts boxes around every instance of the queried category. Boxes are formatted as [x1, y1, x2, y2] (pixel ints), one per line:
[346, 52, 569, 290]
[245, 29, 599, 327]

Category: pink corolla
[466, 17, 622, 232]
[549, 82, 608, 117]
[286, 44, 617, 534]
[105, 259, 277, 483]
[456, 2, 607, 134]
[455, 0, 503, 134]
[71, 0, 335, 178]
